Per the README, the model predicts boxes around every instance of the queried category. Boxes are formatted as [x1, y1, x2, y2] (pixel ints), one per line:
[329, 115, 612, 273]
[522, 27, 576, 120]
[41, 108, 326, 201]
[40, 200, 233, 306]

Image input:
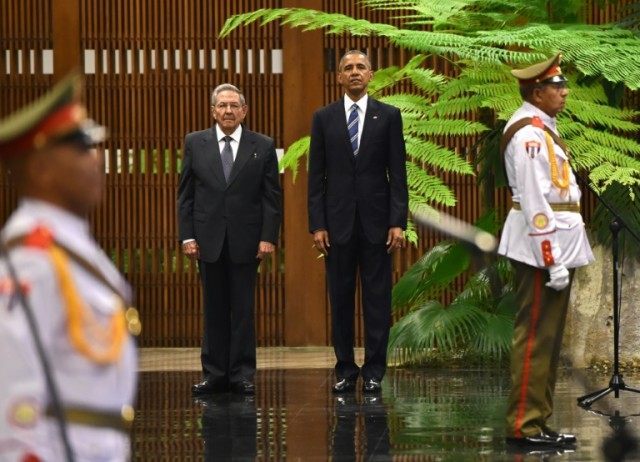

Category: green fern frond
[402, 53, 430, 71]
[278, 136, 309, 181]
[568, 138, 640, 172]
[218, 8, 273, 37]
[475, 24, 557, 49]
[368, 66, 402, 95]
[379, 94, 432, 113]
[559, 121, 587, 138]
[404, 116, 487, 137]
[578, 128, 640, 156]
[407, 163, 458, 206]
[479, 93, 521, 115]
[405, 136, 474, 175]
[392, 239, 466, 310]
[406, 68, 448, 95]
[564, 100, 639, 131]
[458, 63, 512, 83]
[393, 31, 538, 64]
[404, 218, 418, 246]
[220, 8, 399, 39]
[439, 78, 473, 100]
[589, 164, 640, 199]
[429, 95, 484, 118]
[567, 84, 608, 104]
[388, 300, 485, 353]
[471, 82, 517, 98]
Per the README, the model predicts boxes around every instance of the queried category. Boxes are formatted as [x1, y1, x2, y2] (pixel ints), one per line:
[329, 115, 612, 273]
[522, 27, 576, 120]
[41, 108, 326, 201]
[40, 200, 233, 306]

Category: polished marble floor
[133, 348, 640, 461]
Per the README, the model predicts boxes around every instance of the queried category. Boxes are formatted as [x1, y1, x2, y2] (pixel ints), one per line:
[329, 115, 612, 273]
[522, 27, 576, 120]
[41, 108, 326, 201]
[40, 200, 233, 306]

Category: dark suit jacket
[177, 126, 282, 263]
[308, 97, 408, 245]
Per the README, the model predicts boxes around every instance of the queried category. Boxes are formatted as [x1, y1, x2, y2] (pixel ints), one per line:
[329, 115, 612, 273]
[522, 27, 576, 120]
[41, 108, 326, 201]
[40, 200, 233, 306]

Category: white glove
[546, 263, 570, 291]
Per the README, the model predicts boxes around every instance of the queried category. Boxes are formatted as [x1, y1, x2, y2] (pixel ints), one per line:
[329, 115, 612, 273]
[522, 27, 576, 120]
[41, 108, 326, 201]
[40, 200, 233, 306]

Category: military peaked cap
[0, 73, 106, 159]
[511, 53, 567, 86]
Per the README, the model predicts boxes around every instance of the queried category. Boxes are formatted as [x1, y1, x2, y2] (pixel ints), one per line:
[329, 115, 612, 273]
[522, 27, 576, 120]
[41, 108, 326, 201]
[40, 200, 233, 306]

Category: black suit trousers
[198, 240, 259, 385]
[325, 215, 392, 381]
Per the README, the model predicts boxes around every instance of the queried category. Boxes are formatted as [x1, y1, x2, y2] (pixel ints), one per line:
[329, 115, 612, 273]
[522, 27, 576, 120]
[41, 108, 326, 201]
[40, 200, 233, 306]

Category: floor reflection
[132, 367, 640, 460]
[331, 395, 390, 461]
[196, 395, 257, 461]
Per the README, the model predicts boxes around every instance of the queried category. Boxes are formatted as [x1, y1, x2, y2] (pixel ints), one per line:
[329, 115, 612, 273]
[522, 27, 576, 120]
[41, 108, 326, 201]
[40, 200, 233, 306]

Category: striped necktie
[348, 103, 359, 156]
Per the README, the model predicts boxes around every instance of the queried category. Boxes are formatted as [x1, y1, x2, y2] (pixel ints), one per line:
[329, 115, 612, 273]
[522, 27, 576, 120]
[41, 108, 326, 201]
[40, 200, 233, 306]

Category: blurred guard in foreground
[0, 74, 139, 461]
[499, 54, 594, 448]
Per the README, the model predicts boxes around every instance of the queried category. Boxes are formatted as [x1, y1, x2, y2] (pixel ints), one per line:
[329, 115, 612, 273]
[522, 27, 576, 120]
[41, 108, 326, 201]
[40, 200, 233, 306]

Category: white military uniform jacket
[498, 102, 594, 269]
[0, 200, 137, 461]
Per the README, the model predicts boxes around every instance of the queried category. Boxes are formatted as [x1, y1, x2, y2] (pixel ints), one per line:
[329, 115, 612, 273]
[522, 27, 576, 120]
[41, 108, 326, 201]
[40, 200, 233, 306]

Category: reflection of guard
[0, 74, 139, 461]
[498, 54, 594, 448]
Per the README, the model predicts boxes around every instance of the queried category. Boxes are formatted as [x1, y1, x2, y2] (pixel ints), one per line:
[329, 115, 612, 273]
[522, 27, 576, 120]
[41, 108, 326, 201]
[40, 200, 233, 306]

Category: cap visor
[540, 75, 568, 84]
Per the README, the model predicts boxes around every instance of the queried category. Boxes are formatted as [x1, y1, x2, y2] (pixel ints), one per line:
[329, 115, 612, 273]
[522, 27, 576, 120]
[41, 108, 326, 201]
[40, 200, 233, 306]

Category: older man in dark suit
[308, 50, 408, 393]
[178, 84, 281, 395]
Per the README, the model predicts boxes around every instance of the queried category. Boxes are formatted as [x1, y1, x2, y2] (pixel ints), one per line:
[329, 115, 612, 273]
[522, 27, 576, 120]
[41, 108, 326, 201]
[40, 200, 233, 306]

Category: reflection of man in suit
[178, 84, 282, 396]
[197, 395, 257, 460]
[308, 50, 408, 393]
[331, 395, 390, 459]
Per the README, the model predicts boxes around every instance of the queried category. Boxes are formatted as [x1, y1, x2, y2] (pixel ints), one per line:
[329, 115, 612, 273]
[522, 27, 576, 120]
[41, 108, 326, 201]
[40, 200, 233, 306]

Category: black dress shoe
[191, 379, 228, 396]
[332, 378, 356, 393]
[230, 379, 255, 395]
[362, 378, 382, 393]
[506, 432, 567, 447]
[543, 426, 577, 444]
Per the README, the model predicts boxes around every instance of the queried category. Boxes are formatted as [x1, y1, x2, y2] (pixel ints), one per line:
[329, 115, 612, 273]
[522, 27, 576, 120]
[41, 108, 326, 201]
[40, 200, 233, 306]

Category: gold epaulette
[3, 228, 141, 364]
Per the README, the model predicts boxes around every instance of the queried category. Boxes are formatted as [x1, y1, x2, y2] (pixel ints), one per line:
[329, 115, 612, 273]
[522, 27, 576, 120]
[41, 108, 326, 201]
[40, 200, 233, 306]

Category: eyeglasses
[214, 102, 243, 111]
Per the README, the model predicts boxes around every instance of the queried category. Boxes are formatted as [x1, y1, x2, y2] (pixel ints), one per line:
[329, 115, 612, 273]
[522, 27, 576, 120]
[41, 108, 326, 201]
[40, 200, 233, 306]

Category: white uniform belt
[512, 201, 580, 213]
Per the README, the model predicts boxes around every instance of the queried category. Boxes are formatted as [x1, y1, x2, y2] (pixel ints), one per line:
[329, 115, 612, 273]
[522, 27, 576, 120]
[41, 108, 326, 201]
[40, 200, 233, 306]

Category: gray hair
[338, 50, 371, 71]
[211, 84, 245, 106]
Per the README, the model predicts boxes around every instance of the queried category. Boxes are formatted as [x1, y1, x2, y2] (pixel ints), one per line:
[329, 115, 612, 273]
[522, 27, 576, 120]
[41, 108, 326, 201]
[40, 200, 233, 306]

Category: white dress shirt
[216, 124, 243, 161]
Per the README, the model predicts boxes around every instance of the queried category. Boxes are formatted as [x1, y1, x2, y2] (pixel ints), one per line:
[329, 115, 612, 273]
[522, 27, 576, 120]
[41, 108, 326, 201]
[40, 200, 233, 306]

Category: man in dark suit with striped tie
[308, 50, 409, 393]
[178, 84, 282, 396]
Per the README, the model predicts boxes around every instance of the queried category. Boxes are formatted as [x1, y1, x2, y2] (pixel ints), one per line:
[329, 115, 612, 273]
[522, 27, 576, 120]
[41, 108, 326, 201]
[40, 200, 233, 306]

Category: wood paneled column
[52, 0, 81, 80]
[282, 0, 327, 345]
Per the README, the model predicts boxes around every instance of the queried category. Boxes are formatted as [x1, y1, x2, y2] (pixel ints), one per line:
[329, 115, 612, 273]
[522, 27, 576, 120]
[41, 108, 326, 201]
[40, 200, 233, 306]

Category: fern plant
[220, 0, 640, 362]
[220, 0, 640, 217]
[388, 211, 515, 365]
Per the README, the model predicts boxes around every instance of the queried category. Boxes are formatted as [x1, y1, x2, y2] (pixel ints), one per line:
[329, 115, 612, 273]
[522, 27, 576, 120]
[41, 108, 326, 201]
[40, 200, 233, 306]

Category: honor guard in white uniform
[499, 54, 594, 449]
[0, 74, 140, 461]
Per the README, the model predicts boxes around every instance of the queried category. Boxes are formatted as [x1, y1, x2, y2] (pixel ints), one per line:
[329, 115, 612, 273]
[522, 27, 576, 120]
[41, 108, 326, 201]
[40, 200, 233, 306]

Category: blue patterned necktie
[221, 135, 234, 183]
[347, 103, 359, 156]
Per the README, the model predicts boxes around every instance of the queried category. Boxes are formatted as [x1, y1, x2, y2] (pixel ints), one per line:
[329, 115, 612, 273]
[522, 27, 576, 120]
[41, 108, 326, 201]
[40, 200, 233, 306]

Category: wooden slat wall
[0, 0, 634, 347]
[78, 0, 284, 347]
[0, 0, 53, 220]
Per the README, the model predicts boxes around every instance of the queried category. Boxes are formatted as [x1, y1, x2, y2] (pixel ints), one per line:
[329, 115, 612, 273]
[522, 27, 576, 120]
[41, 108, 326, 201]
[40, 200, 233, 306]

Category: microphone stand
[0, 242, 75, 462]
[576, 176, 640, 408]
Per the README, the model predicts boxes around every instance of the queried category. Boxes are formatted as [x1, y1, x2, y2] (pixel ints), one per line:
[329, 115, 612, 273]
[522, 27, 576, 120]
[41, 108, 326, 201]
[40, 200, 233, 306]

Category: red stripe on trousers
[514, 269, 543, 437]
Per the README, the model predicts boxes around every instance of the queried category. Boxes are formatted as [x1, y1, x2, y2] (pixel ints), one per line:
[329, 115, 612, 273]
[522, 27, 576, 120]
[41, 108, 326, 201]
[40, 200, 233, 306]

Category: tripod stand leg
[577, 387, 614, 408]
[621, 385, 640, 394]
